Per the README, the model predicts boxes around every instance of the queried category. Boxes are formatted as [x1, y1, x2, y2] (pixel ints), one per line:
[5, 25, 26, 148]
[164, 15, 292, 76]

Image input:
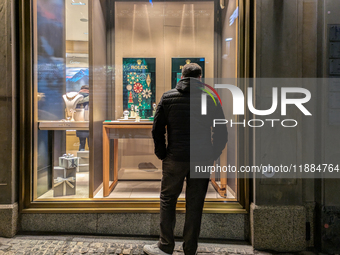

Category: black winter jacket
[152, 77, 228, 162]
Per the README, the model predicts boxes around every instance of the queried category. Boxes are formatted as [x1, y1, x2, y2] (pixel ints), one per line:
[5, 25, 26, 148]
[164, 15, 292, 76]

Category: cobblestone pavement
[0, 235, 253, 255]
[0, 235, 318, 255]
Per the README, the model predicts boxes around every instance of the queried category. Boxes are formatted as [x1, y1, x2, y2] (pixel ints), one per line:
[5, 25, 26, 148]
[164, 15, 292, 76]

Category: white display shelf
[39, 121, 89, 130]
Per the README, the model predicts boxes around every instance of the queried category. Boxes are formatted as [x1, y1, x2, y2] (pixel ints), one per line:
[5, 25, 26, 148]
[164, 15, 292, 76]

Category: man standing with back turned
[143, 63, 228, 255]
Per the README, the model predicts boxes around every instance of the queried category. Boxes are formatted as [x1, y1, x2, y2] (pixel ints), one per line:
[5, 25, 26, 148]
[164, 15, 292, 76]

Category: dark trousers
[77, 130, 89, 151]
[78, 137, 88, 151]
[158, 158, 211, 255]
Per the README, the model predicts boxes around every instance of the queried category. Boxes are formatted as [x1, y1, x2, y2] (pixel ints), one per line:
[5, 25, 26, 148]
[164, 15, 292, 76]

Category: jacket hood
[175, 77, 203, 93]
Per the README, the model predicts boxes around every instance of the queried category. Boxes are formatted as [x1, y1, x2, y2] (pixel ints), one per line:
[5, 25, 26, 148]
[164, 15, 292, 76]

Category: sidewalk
[0, 235, 316, 255]
[0, 234, 253, 255]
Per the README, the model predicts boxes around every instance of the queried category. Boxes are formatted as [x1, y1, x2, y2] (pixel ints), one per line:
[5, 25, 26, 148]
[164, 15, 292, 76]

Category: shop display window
[30, 0, 244, 210]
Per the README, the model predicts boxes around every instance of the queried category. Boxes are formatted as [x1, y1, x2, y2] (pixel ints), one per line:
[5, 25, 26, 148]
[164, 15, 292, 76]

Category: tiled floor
[38, 173, 235, 200]
[94, 181, 236, 199]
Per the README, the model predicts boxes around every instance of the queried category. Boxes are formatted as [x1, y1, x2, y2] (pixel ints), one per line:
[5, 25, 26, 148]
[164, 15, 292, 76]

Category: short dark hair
[182, 63, 202, 78]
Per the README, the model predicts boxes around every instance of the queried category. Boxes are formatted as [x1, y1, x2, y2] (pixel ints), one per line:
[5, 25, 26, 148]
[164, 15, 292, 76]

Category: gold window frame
[18, 0, 251, 214]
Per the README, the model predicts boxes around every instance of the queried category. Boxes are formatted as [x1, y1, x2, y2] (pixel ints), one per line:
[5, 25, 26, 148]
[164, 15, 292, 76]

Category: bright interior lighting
[71, 2, 86, 5]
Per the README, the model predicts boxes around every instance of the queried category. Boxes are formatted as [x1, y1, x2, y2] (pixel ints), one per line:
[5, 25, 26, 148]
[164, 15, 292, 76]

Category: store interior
[35, 0, 239, 201]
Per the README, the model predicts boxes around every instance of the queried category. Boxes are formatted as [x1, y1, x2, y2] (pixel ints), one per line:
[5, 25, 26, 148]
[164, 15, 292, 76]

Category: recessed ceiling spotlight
[71, 2, 86, 5]
[84, 32, 88, 35]
[80, 18, 88, 22]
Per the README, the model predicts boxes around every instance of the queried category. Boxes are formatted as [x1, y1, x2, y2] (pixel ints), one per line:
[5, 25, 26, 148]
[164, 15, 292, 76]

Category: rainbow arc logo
[198, 83, 222, 106]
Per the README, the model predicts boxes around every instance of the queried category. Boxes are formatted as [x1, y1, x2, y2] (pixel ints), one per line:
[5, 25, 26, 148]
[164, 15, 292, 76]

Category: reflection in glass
[33, 0, 239, 202]
[35, 0, 90, 199]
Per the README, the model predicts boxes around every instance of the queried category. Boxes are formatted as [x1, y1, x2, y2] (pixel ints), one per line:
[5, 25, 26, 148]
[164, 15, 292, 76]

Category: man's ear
[181, 75, 183, 79]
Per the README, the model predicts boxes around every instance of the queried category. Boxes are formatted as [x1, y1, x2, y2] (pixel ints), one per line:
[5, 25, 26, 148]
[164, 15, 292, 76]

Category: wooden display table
[102, 121, 153, 197]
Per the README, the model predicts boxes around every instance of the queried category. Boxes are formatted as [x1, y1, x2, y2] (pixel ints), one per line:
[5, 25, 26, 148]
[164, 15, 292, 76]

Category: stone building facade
[0, 0, 340, 253]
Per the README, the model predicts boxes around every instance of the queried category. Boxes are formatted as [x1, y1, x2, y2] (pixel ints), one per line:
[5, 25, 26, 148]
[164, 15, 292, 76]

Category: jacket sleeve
[152, 96, 167, 160]
[212, 102, 228, 160]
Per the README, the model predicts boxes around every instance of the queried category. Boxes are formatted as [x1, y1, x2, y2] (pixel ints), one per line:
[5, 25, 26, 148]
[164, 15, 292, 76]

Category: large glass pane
[32, 0, 240, 203]
[34, 0, 90, 199]
[211, 0, 239, 199]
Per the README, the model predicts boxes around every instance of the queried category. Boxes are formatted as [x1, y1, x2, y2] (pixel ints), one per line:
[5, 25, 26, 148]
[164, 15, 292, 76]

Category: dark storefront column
[315, 1, 340, 253]
[0, 0, 18, 237]
[251, 0, 318, 251]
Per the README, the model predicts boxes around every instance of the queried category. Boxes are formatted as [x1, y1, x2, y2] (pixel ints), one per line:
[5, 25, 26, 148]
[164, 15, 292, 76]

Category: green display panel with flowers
[123, 58, 156, 119]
